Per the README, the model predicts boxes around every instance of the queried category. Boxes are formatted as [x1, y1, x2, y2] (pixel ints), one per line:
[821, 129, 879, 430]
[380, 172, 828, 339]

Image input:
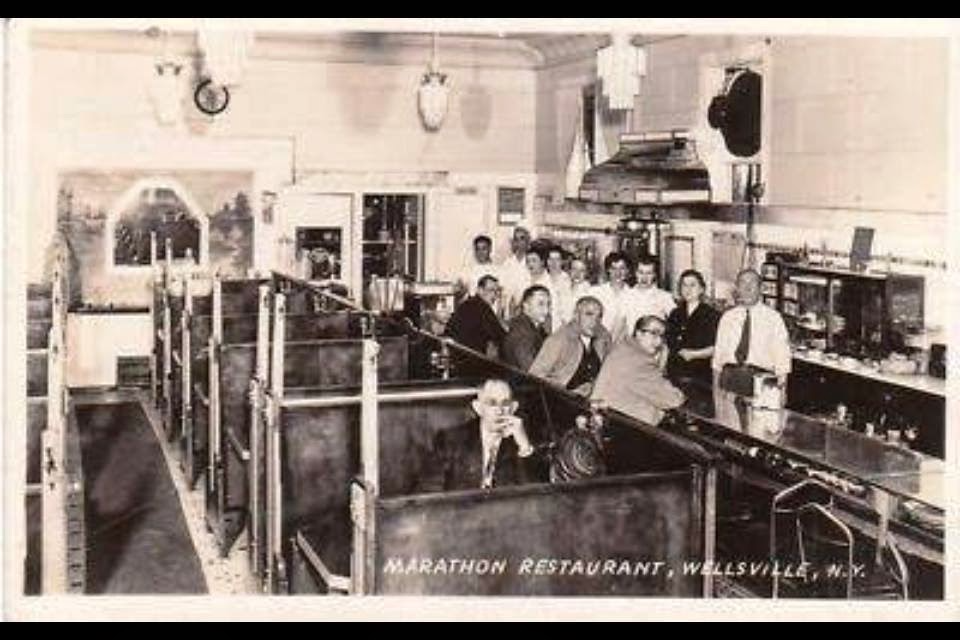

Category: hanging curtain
[593, 95, 612, 166]
[564, 94, 589, 199]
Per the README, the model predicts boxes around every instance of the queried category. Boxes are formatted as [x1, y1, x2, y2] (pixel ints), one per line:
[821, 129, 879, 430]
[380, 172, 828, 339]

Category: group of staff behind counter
[444, 228, 793, 427]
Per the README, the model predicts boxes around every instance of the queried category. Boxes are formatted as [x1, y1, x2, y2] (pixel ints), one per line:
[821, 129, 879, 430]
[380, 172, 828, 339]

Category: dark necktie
[735, 308, 751, 365]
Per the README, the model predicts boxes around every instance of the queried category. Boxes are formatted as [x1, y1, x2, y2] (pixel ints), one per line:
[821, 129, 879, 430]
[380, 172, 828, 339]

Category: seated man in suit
[501, 285, 551, 371]
[415, 379, 548, 493]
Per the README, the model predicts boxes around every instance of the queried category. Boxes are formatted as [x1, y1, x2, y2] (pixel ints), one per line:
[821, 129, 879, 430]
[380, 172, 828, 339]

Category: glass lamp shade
[597, 33, 646, 111]
[148, 62, 184, 126]
[418, 71, 450, 132]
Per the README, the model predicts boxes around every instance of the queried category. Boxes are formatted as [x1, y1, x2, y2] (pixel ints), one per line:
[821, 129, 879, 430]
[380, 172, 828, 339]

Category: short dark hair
[473, 234, 492, 248]
[525, 246, 547, 264]
[575, 295, 604, 316]
[546, 244, 565, 259]
[635, 255, 658, 269]
[521, 284, 550, 305]
[634, 314, 666, 336]
[603, 251, 632, 272]
[678, 269, 707, 290]
[476, 274, 499, 290]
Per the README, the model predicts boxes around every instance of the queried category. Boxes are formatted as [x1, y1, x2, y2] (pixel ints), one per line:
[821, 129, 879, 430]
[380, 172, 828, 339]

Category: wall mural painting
[55, 169, 254, 307]
[208, 192, 254, 277]
[113, 187, 201, 266]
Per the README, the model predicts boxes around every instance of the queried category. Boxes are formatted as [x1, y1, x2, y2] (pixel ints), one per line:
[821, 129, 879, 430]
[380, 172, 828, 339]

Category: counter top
[677, 381, 944, 512]
[793, 351, 946, 398]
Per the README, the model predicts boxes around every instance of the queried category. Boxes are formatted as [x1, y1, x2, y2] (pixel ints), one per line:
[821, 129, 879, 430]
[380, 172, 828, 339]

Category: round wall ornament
[194, 79, 231, 116]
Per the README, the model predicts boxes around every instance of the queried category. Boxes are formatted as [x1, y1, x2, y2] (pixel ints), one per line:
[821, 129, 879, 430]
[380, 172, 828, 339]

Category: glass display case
[615, 211, 672, 287]
[361, 194, 424, 291]
[777, 264, 924, 358]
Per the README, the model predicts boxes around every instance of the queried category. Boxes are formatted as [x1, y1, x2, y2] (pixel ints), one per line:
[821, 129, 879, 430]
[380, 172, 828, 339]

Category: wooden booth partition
[370, 470, 704, 596]
[281, 382, 479, 595]
[206, 299, 411, 561]
[283, 378, 716, 596]
[208, 343, 410, 559]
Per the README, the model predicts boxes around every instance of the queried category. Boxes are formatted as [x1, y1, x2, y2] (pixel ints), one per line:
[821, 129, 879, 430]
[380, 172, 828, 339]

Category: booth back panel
[283, 337, 409, 388]
[27, 401, 46, 484]
[280, 390, 476, 579]
[219, 346, 258, 508]
[27, 352, 48, 398]
[375, 472, 701, 596]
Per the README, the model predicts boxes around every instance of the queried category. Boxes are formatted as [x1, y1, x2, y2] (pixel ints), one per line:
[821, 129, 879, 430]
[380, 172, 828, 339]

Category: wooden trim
[294, 530, 350, 593]
[377, 469, 695, 510]
[280, 386, 477, 409]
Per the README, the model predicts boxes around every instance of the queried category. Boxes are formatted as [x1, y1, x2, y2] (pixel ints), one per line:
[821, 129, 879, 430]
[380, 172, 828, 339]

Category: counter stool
[770, 479, 833, 598]
[794, 503, 909, 599]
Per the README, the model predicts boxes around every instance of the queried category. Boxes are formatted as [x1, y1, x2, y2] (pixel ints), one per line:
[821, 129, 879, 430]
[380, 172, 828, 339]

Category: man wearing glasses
[415, 379, 546, 492]
[591, 315, 685, 426]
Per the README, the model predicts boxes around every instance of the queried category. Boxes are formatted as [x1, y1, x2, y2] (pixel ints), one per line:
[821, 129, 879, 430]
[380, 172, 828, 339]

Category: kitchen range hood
[578, 130, 711, 205]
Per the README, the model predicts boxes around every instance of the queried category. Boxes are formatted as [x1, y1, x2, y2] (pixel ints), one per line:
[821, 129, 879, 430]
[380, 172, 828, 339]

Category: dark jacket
[501, 314, 548, 371]
[666, 300, 720, 383]
[413, 420, 547, 493]
[445, 294, 505, 355]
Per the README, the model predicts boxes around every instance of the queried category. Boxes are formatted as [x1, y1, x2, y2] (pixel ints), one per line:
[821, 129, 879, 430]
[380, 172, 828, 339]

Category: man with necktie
[712, 269, 792, 395]
[412, 379, 547, 492]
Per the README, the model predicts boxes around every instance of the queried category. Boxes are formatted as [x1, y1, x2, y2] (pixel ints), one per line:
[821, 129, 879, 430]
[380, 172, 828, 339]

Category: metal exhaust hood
[578, 130, 711, 205]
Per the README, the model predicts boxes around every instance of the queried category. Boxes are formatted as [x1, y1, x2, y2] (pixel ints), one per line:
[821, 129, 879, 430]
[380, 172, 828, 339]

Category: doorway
[360, 193, 425, 291]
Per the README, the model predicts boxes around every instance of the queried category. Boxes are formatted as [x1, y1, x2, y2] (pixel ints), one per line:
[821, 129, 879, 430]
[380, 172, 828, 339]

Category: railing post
[182, 276, 193, 475]
[41, 327, 66, 594]
[265, 292, 286, 592]
[352, 338, 380, 595]
[703, 464, 717, 598]
[249, 284, 271, 580]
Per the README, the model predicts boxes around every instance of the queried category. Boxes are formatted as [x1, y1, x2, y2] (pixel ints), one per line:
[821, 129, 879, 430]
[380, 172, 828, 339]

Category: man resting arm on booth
[592, 316, 685, 426]
[414, 379, 548, 493]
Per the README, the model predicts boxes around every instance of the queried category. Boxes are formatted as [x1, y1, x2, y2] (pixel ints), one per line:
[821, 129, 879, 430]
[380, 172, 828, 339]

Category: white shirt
[570, 280, 592, 303]
[589, 282, 636, 343]
[498, 254, 529, 318]
[547, 271, 573, 332]
[462, 260, 500, 296]
[625, 285, 676, 330]
[712, 303, 792, 378]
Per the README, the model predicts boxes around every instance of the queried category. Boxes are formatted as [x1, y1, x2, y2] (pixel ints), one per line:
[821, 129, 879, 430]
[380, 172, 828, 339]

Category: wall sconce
[597, 33, 646, 111]
[146, 26, 184, 126]
[418, 32, 450, 131]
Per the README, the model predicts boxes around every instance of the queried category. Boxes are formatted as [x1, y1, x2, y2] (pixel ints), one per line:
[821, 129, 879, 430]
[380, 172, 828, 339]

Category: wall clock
[194, 79, 230, 116]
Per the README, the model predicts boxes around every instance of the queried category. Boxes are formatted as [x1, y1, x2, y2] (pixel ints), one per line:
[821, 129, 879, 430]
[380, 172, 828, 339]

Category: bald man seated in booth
[414, 379, 548, 493]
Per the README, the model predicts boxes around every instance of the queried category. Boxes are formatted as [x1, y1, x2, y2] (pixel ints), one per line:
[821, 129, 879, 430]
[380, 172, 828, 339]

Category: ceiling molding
[29, 29, 545, 70]
[523, 34, 610, 67]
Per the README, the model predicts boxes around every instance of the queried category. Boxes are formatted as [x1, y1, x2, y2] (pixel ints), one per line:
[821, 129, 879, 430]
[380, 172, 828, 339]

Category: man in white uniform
[498, 226, 532, 320]
[589, 252, 636, 344]
[459, 234, 499, 297]
[625, 255, 676, 332]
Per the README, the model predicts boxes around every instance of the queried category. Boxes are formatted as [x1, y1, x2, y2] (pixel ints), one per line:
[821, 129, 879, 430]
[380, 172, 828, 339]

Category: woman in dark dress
[665, 269, 719, 385]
